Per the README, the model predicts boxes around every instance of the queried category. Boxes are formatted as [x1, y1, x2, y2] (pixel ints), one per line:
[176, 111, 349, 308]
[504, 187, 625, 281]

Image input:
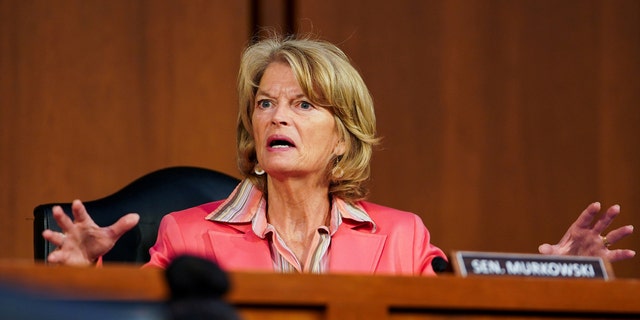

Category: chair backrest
[33, 166, 240, 263]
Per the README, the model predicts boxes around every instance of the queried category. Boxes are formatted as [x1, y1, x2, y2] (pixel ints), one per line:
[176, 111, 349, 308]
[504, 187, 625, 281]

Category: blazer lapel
[206, 225, 273, 272]
[329, 226, 386, 274]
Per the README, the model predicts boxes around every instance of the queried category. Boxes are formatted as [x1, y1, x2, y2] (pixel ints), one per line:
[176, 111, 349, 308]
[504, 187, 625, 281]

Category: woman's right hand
[41, 199, 140, 266]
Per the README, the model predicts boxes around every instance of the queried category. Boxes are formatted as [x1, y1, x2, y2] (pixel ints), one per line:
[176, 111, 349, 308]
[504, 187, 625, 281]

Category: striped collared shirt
[205, 179, 376, 273]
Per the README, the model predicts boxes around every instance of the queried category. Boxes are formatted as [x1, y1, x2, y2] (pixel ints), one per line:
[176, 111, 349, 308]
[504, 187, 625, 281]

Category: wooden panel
[0, 0, 250, 259]
[295, 0, 640, 277]
[252, 0, 294, 37]
[596, 0, 640, 279]
[1, 262, 640, 319]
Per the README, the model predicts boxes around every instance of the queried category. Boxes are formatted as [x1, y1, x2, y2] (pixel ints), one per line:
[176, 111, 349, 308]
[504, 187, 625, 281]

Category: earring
[254, 163, 265, 176]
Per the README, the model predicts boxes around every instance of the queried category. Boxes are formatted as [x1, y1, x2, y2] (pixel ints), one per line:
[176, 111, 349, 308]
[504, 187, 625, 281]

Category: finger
[107, 213, 140, 238]
[538, 243, 555, 255]
[606, 249, 636, 263]
[603, 225, 634, 244]
[51, 205, 75, 231]
[47, 248, 69, 264]
[47, 250, 62, 263]
[70, 199, 94, 224]
[572, 202, 601, 229]
[42, 230, 66, 247]
[592, 204, 620, 234]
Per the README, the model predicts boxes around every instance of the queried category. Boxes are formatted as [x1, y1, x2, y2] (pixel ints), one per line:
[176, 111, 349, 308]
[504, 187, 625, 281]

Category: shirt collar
[206, 179, 376, 232]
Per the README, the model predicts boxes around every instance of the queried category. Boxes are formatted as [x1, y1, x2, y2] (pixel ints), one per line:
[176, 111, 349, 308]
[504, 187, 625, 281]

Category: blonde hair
[236, 35, 380, 203]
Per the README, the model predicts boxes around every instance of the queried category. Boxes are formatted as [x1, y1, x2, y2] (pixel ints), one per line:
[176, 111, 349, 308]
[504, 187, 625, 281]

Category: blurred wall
[1, 0, 638, 277]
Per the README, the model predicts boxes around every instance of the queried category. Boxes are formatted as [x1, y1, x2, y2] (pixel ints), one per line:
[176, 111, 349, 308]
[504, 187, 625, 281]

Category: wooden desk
[1, 260, 639, 319]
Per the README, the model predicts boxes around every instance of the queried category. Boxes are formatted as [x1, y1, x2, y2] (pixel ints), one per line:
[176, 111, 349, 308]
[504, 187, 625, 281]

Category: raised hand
[538, 202, 635, 262]
[42, 199, 140, 266]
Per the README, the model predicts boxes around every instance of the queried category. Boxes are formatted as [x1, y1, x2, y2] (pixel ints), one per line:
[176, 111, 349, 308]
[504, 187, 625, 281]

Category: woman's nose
[271, 104, 291, 126]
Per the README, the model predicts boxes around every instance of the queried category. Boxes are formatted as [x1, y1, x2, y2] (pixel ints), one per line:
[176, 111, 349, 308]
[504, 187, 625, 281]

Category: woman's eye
[300, 101, 313, 110]
[257, 100, 272, 108]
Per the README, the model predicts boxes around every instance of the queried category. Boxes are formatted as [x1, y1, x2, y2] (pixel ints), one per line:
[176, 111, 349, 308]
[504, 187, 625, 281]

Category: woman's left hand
[538, 202, 635, 262]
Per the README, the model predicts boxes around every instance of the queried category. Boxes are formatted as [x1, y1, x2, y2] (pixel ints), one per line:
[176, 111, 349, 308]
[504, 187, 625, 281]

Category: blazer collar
[206, 179, 377, 233]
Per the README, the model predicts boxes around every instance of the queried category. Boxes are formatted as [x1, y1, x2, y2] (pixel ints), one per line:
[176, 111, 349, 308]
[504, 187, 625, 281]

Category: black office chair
[33, 166, 240, 263]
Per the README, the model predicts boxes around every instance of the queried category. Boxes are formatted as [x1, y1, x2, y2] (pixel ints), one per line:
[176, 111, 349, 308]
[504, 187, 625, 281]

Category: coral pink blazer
[146, 200, 445, 276]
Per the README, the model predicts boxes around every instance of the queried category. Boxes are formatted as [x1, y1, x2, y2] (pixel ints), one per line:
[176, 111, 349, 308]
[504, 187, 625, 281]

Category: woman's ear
[334, 139, 346, 156]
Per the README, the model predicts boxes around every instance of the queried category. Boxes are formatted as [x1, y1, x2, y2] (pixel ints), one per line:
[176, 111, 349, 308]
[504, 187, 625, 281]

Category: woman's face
[252, 62, 345, 181]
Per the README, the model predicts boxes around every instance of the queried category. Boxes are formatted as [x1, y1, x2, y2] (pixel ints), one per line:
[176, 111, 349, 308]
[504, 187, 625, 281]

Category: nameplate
[452, 251, 611, 280]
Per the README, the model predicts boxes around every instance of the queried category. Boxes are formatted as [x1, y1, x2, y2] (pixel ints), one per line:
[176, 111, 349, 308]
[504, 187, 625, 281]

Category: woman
[43, 36, 635, 274]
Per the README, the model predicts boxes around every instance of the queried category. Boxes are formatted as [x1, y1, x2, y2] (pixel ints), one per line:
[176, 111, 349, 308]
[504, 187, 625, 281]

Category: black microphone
[431, 256, 450, 273]
[165, 255, 240, 320]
